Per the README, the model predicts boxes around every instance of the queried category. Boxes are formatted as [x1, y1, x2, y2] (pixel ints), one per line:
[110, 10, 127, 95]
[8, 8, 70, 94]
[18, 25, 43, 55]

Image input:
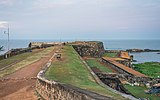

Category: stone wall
[28, 42, 62, 48]
[98, 74, 131, 95]
[0, 47, 37, 60]
[72, 41, 105, 57]
[36, 77, 112, 100]
[0, 42, 56, 60]
[105, 50, 121, 53]
[96, 73, 160, 88]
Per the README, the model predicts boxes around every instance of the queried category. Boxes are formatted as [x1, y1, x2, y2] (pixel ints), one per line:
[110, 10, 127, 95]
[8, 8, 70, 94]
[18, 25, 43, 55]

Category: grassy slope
[124, 85, 159, 100]
[45, 46, 126, 100]
[103, 52, 117, 57]
[0, 47, 54, 77]
[0, 52, 34, 69]
[86, 59, 112, 73]
[133, 62, 160, 78]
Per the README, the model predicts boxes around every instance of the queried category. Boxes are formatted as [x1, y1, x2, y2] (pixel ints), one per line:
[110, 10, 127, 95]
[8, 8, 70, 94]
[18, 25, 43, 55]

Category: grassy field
[85, 59, 112, 73]
[133, 62, 160, 78]
[45, 46, 126, 100]
[124, 84, 159, 100]
[103, 52, 117, 57]
[0, 47, 54, 77]
[0, 52, 35, 69]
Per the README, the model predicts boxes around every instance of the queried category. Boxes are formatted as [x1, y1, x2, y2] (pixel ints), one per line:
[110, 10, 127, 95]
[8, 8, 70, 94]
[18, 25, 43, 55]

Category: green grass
[0, 52, 34, 69]
[124, 84, 159, 100]
[86, 59, 112, 73]
[133, 62, 160, 78]
[45, 46, 127, 100]
[103, 52, 117, 57]
[0, 47, 54, 77]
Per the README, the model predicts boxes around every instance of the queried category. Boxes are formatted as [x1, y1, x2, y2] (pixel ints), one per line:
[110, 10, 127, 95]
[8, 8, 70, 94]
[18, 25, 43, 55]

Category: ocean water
[130, 52, 160, 64]
[103, 40, 160, 50]
[0, 39, 160, 63]
[102, 40, 160, 63]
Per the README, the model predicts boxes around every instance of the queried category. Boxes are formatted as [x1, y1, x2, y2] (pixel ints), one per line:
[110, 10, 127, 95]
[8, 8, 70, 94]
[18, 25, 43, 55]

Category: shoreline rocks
[126, 49, 160, 53]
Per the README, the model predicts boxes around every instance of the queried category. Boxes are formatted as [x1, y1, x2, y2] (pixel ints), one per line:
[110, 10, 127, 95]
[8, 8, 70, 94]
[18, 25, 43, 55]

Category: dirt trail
[0, 47, 57, 100]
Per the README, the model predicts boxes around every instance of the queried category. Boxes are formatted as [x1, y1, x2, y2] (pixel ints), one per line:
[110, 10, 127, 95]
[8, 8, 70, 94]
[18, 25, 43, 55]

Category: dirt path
[0, 47, 57, 100]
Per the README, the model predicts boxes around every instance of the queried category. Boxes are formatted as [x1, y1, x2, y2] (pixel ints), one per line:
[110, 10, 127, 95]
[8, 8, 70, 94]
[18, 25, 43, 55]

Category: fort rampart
[36, 53, 112, 100]
[72, 41, 105, 57]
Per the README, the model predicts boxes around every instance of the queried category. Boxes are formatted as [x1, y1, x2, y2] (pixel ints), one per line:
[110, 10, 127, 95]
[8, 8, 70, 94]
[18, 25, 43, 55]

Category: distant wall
[0, 42, 56, 61]
[72, 41, 105, 57]
[105, 50, 121, 53]
[28, 42, 61, 48]
[0, 47, 35, 60]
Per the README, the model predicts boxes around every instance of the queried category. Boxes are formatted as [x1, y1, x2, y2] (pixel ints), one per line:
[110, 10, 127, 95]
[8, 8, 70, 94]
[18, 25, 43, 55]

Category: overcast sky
[0, 0, 160, 40]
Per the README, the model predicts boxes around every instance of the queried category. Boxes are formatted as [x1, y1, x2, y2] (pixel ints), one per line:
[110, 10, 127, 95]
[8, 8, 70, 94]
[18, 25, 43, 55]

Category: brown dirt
[0, 47, 57, 100]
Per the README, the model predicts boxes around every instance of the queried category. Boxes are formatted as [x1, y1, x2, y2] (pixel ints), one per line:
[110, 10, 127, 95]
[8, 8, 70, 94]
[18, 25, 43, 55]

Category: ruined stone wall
[97, 73, 131, 95]
[96, 73, 160, 88]
[72, 41, 105, 57]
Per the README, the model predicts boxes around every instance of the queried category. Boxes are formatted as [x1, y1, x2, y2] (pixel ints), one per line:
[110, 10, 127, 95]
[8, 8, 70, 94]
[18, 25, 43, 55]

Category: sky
[0, 0, 160, 40]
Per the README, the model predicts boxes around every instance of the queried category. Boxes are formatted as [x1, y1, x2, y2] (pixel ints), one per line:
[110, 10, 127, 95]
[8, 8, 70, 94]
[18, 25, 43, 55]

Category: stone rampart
[72, 41, 105, 57]
[36, 77, 112, 100]
[28, 42, 62, 48]
[36, 53, 112, 100]
[36, 46, 139, 100]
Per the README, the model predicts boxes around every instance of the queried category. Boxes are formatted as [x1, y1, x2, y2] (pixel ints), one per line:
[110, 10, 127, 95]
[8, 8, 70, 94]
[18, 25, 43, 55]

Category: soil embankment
[0, 47, 56, 100]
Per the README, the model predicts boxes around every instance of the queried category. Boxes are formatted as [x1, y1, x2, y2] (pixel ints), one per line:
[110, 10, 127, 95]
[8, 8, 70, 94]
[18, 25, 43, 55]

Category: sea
[0, 39, 160, 64]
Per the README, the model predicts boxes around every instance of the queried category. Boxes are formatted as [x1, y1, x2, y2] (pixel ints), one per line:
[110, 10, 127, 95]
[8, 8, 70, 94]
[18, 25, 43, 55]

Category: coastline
[1, 39, 160, 63]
